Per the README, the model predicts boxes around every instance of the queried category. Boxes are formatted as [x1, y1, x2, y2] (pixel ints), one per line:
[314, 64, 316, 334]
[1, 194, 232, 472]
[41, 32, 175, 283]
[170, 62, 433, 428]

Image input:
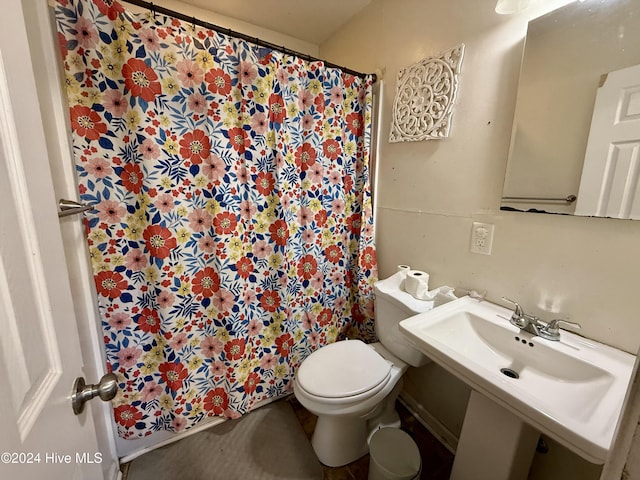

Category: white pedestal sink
[399, 296, 635, 478]
[451, 390, 539, 480]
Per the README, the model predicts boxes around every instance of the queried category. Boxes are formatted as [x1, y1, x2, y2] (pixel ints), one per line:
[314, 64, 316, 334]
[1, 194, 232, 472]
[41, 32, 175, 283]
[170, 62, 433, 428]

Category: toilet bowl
[293, 271, 442, 467]
[293, 340, 407, 467]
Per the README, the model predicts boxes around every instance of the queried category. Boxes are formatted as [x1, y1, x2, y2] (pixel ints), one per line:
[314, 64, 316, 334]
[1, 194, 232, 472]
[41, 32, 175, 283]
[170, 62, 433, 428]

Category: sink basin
[399, 296, 635, 463]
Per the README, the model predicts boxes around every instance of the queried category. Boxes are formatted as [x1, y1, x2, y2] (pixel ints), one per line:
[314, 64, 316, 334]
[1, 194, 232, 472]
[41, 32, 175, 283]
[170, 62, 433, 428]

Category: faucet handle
[501, 297, 528, 327]
[501, 297, 523, 317]
[546, 319, 581, 334]
[538, 319, 581, 341]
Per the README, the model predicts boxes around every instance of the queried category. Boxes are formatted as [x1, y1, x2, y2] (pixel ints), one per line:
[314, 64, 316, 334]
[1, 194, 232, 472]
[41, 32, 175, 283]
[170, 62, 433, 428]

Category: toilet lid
[297, 340, 392, 398]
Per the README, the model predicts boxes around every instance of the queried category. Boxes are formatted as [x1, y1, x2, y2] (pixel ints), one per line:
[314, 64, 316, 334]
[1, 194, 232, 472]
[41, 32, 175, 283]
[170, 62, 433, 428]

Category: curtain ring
[150, 2, 155, 20]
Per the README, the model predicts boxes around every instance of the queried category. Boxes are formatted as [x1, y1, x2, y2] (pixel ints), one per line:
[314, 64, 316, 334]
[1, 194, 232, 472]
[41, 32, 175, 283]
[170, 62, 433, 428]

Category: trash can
[368, 427, 422, 480]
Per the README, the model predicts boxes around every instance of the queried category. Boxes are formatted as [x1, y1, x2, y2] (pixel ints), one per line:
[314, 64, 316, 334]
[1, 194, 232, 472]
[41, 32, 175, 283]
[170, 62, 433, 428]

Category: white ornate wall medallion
[389, 44, 465, 142]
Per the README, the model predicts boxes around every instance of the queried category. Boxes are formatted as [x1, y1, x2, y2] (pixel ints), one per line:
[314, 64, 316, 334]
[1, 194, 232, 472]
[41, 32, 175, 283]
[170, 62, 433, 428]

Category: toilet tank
[374, 272, 435, 367]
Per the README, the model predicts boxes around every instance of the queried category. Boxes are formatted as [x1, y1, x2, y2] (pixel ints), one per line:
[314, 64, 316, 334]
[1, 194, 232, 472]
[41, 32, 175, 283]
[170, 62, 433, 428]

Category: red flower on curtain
[297, 255, 318, 280]
[318, 308, 333, 326]
[295, 143, 317, 171]
[213, 211, 237, 235]
[347, 213, 363, 234]
[323, 138, 342, 160]
[204, 388, 229, 414]
[351, 303, 366, 324]
[120, 163, 144, 193]
[269, 219, 289, 246]
[268, 93, 286, 123]
[159, 362, 188, 391]
[346, 112, 364, 136]
[227, 127, 249, 153]
[192, 267, 221, 297]
[361, 246, 377, 270]
[95, 270, 127, 298]
[243, 372, 260, 394]
[260, 290, 280, 312]
[205, 68, 232, 96]
[275, 333, 294, 357]
[255, 171, 275, 196]
[179, 129, 210, 164]
[345, 270, 355, 288]
[314, 94, 326, 113]
[224, 338, 246, 360]
[57, 31, 68, 58]
[122, 58, 162, 102]
[324, 245, 342, 264]
[136, 308, 161, 334]
[93, 0, 125, 20]
[114, 404, 143, 428]
[70, 105, 107, 140]
[142, 225, 176, 259]
[235, 257, 254, 279]
[315, 210, 328, 227]
[344, 175, 354, 192]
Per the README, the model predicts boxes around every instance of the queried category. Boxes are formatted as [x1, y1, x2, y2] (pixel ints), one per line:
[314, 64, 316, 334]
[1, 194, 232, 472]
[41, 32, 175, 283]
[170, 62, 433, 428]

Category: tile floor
[288, 397, 454, 480]
[121, 396, 454, 480]
[122, 399, 324, 480]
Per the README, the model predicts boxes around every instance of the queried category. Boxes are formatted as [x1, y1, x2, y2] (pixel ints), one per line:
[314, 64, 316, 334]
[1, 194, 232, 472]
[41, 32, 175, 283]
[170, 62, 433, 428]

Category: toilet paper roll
[404, 270, 430, 299]
[396, 265, 411, 289]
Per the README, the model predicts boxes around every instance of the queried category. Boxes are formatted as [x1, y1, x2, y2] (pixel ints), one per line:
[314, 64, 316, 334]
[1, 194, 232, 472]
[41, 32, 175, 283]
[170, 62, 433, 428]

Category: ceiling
[179, 0, 372, 45]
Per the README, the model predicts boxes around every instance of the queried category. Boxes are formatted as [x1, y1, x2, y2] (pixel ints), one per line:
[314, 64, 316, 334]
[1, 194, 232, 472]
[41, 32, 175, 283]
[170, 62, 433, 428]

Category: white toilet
[293, 272, 436, 467]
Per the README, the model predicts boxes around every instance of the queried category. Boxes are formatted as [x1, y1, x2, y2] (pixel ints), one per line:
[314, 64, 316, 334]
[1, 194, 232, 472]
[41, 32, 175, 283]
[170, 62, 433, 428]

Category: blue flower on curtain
[55, 0, 377, 438]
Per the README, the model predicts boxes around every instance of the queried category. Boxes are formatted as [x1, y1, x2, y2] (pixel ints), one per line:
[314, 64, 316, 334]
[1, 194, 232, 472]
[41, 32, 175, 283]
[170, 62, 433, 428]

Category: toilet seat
[297, 340, 392, 400]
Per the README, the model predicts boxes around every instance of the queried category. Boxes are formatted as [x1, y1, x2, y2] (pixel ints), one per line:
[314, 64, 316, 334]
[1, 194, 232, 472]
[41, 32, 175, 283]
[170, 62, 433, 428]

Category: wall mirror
[501, 0, 640, 219]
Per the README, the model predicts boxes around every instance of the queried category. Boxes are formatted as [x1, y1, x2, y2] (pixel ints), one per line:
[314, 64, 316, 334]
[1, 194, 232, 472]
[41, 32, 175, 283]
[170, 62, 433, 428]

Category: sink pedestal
[450, 390, 539, 480]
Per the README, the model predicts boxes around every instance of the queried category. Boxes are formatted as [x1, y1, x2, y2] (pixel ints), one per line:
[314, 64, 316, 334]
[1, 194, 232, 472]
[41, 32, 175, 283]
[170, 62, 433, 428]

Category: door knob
[71, 372, 118, 415]
[58, 198, 96, 218]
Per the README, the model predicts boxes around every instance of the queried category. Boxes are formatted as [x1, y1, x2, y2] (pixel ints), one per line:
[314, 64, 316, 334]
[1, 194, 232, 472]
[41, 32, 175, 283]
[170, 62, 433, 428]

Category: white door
[0, 1, 116, 479]
[575, 64, 640, 219]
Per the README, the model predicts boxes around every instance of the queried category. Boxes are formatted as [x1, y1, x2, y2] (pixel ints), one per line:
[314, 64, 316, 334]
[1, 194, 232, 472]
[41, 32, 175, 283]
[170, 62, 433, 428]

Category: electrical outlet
[470, 222, 494, 255]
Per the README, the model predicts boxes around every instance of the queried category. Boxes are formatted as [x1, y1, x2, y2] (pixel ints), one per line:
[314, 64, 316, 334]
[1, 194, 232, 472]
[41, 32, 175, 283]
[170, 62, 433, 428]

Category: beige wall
[320, 0, 640, 478]
[321, 0, 640, 356]
[320, 0, 640, 353]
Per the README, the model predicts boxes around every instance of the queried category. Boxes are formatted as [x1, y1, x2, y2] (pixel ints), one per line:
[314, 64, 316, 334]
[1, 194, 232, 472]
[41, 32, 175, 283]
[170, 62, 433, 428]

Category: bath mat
[125, 399, 323, 480]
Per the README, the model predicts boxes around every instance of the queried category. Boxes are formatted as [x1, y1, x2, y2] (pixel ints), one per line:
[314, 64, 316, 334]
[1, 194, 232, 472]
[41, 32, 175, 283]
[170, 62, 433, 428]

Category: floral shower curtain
[55, 0, 377, 438]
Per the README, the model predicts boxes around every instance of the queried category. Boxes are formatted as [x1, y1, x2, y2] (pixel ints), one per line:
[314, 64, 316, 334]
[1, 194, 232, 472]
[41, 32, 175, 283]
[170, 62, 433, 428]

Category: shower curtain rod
[120, 0, 376, 82]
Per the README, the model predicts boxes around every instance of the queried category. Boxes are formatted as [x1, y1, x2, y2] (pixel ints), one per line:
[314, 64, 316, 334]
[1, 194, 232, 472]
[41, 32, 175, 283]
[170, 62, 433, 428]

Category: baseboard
[399, 392, 458, 454]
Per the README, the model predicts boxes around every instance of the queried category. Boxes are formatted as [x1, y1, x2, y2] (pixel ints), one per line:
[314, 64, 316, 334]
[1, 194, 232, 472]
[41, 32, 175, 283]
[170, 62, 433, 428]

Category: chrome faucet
[501, 297, 582, 341]
[501, 297, 543, 336]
